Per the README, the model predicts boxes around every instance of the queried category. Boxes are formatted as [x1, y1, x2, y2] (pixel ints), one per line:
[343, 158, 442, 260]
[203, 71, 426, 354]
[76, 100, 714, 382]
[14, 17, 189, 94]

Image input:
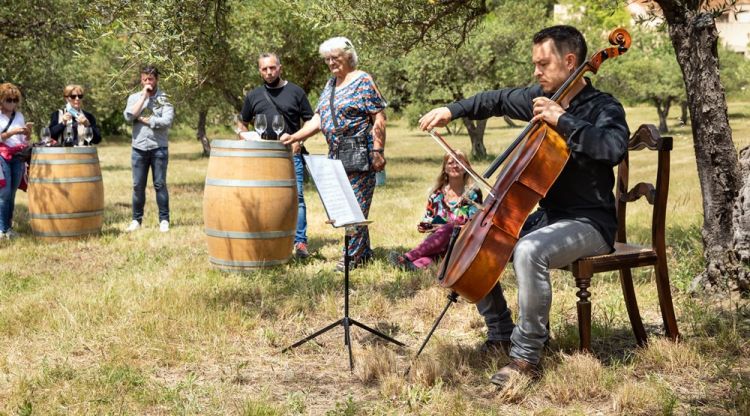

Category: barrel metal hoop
[33, 228, 100, 237]
[33, 147, 97, 155]
[205, 178, 294, 188]
[205, 228, 294, 239]
[211, 139, 288, 151]
[29, 176, 103, 184]
[30, 210, 104, 220]
[210, 151, 289, 158]
[209, 256, 290, 267]
[31, 158, 99, 165]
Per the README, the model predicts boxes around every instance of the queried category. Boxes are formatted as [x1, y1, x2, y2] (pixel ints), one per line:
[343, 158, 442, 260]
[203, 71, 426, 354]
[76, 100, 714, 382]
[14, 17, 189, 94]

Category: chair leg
[619, 268, 648, 346]
[654, 260, 680, 341]
[575, 274, 592, 352]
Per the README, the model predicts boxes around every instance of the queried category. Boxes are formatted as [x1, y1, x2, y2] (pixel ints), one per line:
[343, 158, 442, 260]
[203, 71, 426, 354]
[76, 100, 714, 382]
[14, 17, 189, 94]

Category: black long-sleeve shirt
[49, 109, 102, 146]
[447, 79, 629, 247]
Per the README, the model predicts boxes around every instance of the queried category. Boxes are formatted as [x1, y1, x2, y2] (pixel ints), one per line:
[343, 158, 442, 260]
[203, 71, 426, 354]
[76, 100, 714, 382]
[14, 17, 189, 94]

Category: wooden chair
[562, 124, 680, 351]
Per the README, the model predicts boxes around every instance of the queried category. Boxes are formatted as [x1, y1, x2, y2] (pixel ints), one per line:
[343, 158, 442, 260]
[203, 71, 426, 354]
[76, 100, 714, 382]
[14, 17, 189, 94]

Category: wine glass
[254, 114, 267, 139]
[84, 127, 93, 145]
[40, 127, 51, 146]
[232, 114, 242, 135]
[272, 115, 285, 140]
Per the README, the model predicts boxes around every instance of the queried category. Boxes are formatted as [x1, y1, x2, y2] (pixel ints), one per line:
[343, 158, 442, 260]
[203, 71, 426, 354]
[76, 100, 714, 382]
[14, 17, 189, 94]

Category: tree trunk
[733, 146, 750, 291]
[461, 117, 487, 159]
[658, 2, 746, 292]
[654, 97, 672, 134]
[197, 108, 211, 157]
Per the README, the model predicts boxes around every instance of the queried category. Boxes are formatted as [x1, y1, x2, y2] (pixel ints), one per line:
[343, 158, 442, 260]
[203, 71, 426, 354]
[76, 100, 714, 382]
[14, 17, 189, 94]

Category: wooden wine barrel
[28, 147, 104, 240]
[203, 139, 297, 270]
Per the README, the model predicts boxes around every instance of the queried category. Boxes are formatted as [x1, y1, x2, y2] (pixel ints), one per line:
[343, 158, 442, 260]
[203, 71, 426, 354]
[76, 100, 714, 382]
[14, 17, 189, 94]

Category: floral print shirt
[421, 187, 482, 226]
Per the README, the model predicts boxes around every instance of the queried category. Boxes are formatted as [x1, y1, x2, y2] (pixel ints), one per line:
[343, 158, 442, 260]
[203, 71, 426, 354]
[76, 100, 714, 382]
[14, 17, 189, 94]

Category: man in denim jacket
[123, 65, 175, 233]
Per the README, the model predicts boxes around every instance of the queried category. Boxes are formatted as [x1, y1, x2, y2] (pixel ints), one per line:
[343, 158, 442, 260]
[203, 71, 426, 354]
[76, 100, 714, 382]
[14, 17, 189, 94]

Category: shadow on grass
[170, 152, 205, 162]
[101, 164, 131, 172]
[171, 181, 204, 196]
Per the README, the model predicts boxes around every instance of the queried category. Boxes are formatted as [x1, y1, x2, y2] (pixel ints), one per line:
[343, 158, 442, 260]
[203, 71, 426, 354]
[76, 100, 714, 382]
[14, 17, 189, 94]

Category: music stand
[282, 156, 405, 371]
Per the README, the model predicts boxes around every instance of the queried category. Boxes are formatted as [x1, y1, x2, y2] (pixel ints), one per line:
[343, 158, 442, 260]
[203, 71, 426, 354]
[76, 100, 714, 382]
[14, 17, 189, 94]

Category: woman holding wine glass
[48, 84, 102, 146]
[282, 37, 387, 271]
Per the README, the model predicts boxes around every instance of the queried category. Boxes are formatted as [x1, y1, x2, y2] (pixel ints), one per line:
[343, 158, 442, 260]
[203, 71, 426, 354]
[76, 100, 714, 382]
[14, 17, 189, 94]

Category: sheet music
[304, 155, 366, 228]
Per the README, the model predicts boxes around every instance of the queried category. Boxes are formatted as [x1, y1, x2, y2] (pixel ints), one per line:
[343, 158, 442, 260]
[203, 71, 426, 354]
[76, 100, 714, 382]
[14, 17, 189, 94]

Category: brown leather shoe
[479, 339, 511, 356]
[489, 358, 540, 387]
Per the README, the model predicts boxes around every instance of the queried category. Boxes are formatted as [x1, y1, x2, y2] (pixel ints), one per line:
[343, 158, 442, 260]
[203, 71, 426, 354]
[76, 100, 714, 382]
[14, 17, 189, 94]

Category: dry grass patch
[634, 338, 705, 376]
[540, 353, 613, 405]
[354, 346, 399, 384]
[612, 378, 677, 416]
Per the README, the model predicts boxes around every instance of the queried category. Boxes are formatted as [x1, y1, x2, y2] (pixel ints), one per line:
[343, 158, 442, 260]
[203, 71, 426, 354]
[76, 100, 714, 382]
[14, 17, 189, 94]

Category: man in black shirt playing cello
[419, 25, 629, 387]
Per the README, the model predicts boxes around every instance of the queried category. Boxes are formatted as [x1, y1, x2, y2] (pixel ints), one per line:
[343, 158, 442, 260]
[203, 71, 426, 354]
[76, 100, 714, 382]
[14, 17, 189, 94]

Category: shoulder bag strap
[328, 78, 340, 133]
[2, 111, 16, 134]
[262, 88, 291, 132]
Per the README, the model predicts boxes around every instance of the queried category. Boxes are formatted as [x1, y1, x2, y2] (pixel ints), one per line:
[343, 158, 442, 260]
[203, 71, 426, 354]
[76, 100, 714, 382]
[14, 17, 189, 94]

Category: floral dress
[421, 188, 482, 226]
[316, 72, 386, 260]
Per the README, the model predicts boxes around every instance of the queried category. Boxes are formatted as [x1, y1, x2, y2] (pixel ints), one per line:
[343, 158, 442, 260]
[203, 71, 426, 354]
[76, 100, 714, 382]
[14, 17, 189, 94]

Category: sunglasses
[67, 94, 84, 99]
[4, 98, 19, 103]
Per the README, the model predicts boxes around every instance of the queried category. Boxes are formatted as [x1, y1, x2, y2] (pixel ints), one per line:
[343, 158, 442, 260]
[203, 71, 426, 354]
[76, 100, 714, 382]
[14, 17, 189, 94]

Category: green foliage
[596, 27, 684, 107]
[289, 0, 489, 53]
[0, 0, 83, 127]
[389, 0, 546, 127]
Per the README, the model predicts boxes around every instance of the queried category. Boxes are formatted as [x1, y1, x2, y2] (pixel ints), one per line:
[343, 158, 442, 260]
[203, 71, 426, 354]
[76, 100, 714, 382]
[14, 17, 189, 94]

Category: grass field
[1, 103, 749, 415]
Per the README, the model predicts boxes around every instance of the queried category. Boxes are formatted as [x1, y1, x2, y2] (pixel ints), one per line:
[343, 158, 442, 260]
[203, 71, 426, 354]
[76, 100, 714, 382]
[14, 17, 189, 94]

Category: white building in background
[715, 1, 750, 57]
[555, 1, 750, 58]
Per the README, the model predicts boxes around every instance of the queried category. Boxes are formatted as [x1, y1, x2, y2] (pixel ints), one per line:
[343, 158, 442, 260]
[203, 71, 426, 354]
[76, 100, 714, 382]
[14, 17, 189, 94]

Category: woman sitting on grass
[389, 150, 482, 270]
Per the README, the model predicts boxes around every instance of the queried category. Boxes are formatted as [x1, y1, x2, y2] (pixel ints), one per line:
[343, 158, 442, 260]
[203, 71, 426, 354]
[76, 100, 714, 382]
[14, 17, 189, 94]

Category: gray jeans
[476, 216, 610, 365]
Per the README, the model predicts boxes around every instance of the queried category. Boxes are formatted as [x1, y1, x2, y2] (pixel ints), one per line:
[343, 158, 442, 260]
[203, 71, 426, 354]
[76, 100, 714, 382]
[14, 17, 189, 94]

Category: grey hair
[258, 52, 281, 66]
[319, 37, 358, 68]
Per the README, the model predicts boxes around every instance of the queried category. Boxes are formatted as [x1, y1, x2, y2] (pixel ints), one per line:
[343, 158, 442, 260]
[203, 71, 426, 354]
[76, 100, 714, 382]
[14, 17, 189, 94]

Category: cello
[434, 28, 632, 303]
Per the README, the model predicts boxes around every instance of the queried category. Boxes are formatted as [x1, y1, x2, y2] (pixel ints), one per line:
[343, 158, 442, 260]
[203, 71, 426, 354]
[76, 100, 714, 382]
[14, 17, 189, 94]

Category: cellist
[419, 25, 629, 388]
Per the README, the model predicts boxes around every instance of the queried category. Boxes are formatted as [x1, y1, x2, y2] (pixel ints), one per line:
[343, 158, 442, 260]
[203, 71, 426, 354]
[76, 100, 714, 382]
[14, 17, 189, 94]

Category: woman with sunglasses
[49, 84, 102, 146]
[0, 83, 31, 239]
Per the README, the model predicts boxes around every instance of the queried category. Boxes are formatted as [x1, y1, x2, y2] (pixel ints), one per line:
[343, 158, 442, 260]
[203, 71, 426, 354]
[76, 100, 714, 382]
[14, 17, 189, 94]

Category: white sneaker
[5, 229, 17, 239]
[159, 220, 170, 232]
[126, 220, 141, 232]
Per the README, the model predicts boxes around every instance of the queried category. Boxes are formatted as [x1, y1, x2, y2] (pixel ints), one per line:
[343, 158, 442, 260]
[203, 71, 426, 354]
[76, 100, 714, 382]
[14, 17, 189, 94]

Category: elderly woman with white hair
[282, 36, 387, 272]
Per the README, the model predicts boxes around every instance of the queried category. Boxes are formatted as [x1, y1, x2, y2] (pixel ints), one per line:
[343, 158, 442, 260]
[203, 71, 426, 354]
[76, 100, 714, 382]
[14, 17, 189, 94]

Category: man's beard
[264, 77, 282, 88]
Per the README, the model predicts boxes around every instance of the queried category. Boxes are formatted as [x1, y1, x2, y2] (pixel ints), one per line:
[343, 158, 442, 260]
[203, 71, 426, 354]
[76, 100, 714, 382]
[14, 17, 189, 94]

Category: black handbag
[329, 79, 370, 173]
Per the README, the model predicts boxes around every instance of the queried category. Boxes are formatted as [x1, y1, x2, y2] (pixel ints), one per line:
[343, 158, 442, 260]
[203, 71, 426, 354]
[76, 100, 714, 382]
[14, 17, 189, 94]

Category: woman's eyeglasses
[67, 94, 84, 99]
[4, 98, 19, 104]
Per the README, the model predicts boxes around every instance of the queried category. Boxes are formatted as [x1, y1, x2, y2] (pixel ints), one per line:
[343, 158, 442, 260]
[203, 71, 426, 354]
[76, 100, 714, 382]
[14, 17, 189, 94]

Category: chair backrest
[614, 124, 672, 251]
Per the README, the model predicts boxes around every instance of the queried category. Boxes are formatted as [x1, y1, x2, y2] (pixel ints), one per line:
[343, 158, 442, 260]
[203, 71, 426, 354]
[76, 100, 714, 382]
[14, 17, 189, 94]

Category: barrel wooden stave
[28, 147, 104, 240]
[203, 140, 297, 270]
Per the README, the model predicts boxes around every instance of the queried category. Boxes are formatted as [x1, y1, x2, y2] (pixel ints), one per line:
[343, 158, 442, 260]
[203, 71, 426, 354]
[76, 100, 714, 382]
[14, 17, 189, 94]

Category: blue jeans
[0, 155, 24, 232]
[131, 147, 169, 223]
[293, 153, 307, 244]
[477, 217, 610, 365]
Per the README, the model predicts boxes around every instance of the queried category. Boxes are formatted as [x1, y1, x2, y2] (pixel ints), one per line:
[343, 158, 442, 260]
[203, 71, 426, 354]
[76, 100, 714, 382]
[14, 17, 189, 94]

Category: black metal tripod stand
[282, 228, 405, 371]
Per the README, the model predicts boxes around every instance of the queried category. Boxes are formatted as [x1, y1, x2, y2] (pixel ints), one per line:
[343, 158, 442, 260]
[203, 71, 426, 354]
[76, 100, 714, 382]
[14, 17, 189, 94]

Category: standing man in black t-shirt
[239, 52, 314, 258]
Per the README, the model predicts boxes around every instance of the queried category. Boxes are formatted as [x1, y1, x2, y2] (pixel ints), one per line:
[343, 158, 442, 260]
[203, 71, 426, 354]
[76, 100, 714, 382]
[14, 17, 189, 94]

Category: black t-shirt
[240, 81, 314, 140]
